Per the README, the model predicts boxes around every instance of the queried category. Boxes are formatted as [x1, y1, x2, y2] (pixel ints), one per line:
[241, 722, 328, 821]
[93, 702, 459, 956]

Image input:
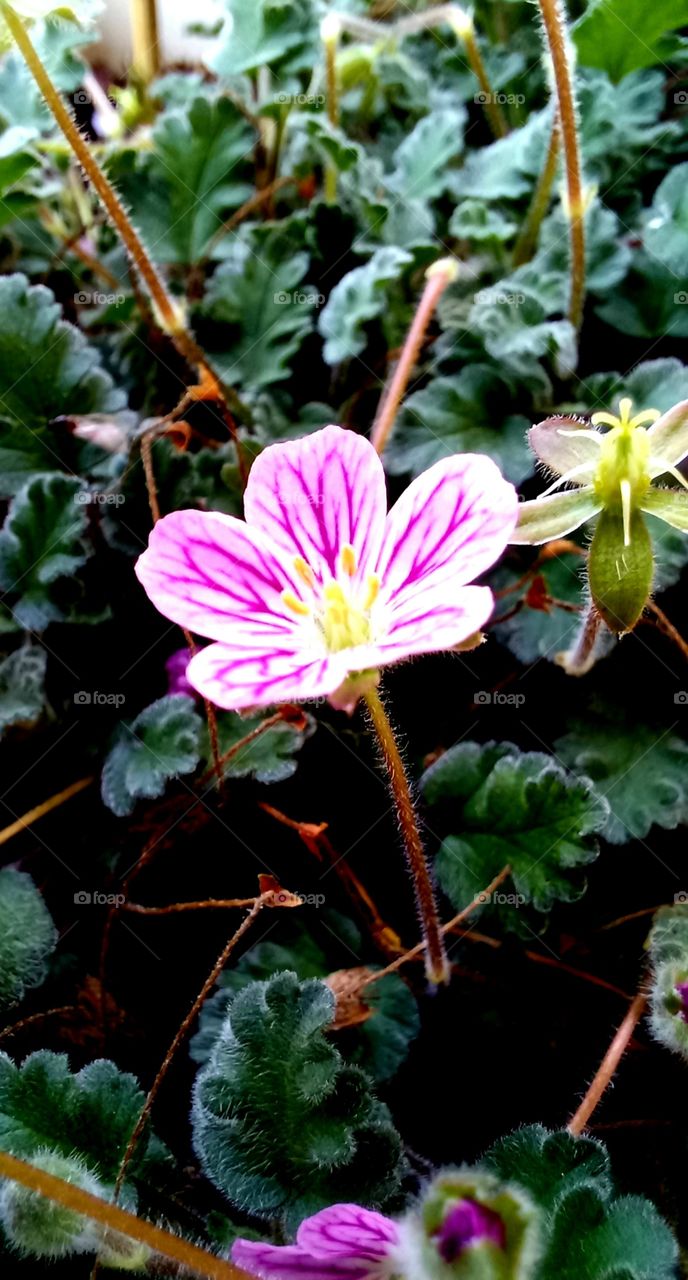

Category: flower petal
[244, 426, 387, 584]
[640, 487, 688, 532]
[529, 416, 601, 477]
[296, 1206, 399, 1262]
[646, 400, 688, 472]
[232, 1240, 374, 1280]
[511, 489, 601, 545]
[363, 585, 494, 666]
[187, 642, 349, 711]
[135, 509, 304, 644]
[376, 455, 518, 602]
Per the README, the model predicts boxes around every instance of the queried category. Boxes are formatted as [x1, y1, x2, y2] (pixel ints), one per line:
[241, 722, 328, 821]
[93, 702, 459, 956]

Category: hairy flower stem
[0, 1150, 244, 1280]
[3, 4, 242, 417]
[512, 109, 560, 266]
[557, 601, 603, 675]
[0, 776, 93, 847]
[321, 16, 340, 202]
[461, 25, 508, 138]
[536, 0, 586, 331]
[363, 687, 449, 984]
[568, 987, 647, 1135]
[371, 258, 458, 456]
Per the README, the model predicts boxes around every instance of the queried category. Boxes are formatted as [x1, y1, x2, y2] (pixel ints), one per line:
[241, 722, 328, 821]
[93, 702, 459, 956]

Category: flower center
[281, 545, 381, 653]
[590, 398, 659, 545]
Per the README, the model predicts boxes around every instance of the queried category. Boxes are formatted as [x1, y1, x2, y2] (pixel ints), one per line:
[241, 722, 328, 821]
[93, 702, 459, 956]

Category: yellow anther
[293, 556, 315, 587]
[324, 581, 347, 606]
[363, 574, 380, 610]
[282, 590, 310, 617]
[339, 544, 357, 577]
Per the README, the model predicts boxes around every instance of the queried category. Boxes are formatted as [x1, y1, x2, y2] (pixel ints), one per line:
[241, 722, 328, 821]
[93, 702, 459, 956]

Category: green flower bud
[587, 508, 653, 634]
[0, 1150, 103, 1259]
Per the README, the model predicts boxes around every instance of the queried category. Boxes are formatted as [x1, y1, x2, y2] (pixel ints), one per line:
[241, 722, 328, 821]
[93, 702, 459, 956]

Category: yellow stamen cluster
[281, 545, 382, 653]
[590, 398, 658, 547]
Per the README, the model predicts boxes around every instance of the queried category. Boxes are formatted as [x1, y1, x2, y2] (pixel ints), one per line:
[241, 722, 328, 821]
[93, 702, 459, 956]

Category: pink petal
[376, 455, 518, 602]
[243, 426, 387, 585]
[296, 1206, 399, 1262]
[186, 642, 350, 711]
[135, 509, 304, 645]
[232, 1240, 374, 1280]
[370, 584, 494, 664]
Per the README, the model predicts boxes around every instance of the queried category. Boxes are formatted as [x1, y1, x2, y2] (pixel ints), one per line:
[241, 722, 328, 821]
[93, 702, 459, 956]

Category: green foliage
[201, 224, 315, 389]
[0, 645, 46, 733]
[648, 904, 688, 1062]
[204, 708, 313, 783]
[191, 922, 419, 1083]
[110, 97, 253, 265]
[384, 367, 532, 484]
[0, 1150, 105, 1259]
[213, 0, 316, 77]
[555, 706, 688, 844]
[101, 694, 203, 817]
[191, 972, 404, 1233]
[421, 743, 608, 929]
[573, 0, 688, 80]
[492, 548, 586, 665]
[0, 869, 56, 1009]
[483, 1127, 677, 1279]
[318, 246, 412, 364]
[0, 473, 92, 629]
[643, 163, 688, 279]
[0, 1051, 166, 1185]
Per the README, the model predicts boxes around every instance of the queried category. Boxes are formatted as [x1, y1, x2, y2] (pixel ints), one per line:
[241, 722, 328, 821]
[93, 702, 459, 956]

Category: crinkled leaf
[643, 163, 688, 279]
[318, 247, 413, 365]
[101, 693, 203, 817]
[555, 704, 688, 845]
[0, 275, 124, 432]
[384, 366, 532, 484]
[422, 742, 608, 928]
[449, 199, 518, 244]
[201, 224, 315, 389]
[596, 251, 688, 340]
[387, 104, 466, 203]
[582, 358, 688, 420]
[213, 0, 317, 77]
[0, 645, 46, 733]
[573, 0, 688, 80]
[0, 870, 56, 1009]
[203, 709, 313, 784]
[109, 97, 253, 265]
[0, 473, 92, 630]
[191, 972, 404, 1234]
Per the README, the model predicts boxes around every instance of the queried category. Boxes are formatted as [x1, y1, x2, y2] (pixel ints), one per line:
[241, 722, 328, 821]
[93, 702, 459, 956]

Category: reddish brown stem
[568, 988, 647, 1135]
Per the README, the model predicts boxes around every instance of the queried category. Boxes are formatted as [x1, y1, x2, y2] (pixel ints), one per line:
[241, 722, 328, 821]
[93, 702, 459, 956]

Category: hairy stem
[371, 258, 458, 456]
[512, 109, 560, 266]
[0, 776, 93, 848]
[0, 1150, 245, 1280]
[568, 988, 647, 1135]
[536, 0, 586, 330]
[363, 687, 448, 984]
[450, 10, 508, 138]
[321, 14, 341, 202]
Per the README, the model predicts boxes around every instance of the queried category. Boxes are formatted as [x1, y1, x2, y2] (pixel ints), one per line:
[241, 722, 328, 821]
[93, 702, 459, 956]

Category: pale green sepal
[529, 416, 601, 477]
[640, 487, 688, 532]
[588, 508, 653, 633]
[512, 488, 601, 545]
[646, 398, 688, 471]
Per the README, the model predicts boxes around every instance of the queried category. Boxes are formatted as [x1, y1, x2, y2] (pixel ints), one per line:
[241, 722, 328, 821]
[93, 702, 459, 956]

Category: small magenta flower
[165, 648, 194, 698]
[135, 426, 517, 712]
[232, 1204, 400, 1280]
[513, 397, 688, 633]
[675, 980, 688, 1024]
[433, 1199, 506, 1261]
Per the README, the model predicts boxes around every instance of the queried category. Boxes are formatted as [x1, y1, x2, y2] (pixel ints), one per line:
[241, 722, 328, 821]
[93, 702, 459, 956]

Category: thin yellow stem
[464, 29, 508, 137]
[0, 776, 93, 848]
[363, 687, 449, 984]
[372, 258, 457, 456]
[130, 0, 160, 84]
[512, 109, 561, 267]
[321, 16, 341, 202]
[0, 1150, 246, 1280]
[536, 0, 586, 331]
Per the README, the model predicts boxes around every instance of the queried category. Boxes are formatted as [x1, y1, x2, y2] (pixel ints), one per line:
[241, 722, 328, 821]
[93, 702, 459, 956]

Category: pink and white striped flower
[135, 426, 517, 712]
[232, 1204, 401, 1280]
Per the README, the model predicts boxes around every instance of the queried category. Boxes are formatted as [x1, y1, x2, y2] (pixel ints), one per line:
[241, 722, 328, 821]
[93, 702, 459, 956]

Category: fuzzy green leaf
[0, 870, 56, 1010]
[318, 247, 412, 365]
[573, 0, 688, 80]
[555, 704, 688, 845]
[213, 0, 316, 77]
[101, 694, 203, 817]
[643, 163, 688, 279]
[384, 367, 532, 484]
[110, 97, 253, 265]
[201, 225, 315, 389]
[0, 645, 46, 734]
[191, 972, 404, 1233]
[203, 709, 313, 784]
[387, 105, 466, 203]
[0, 473, 92, 630]
[0, 275, 124, 433]
[422, 743, 608, 927]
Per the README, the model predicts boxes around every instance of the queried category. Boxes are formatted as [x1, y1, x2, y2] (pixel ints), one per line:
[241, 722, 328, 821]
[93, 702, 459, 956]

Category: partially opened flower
[135, 426, 517, 713]
[513, 397, 688, 633]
